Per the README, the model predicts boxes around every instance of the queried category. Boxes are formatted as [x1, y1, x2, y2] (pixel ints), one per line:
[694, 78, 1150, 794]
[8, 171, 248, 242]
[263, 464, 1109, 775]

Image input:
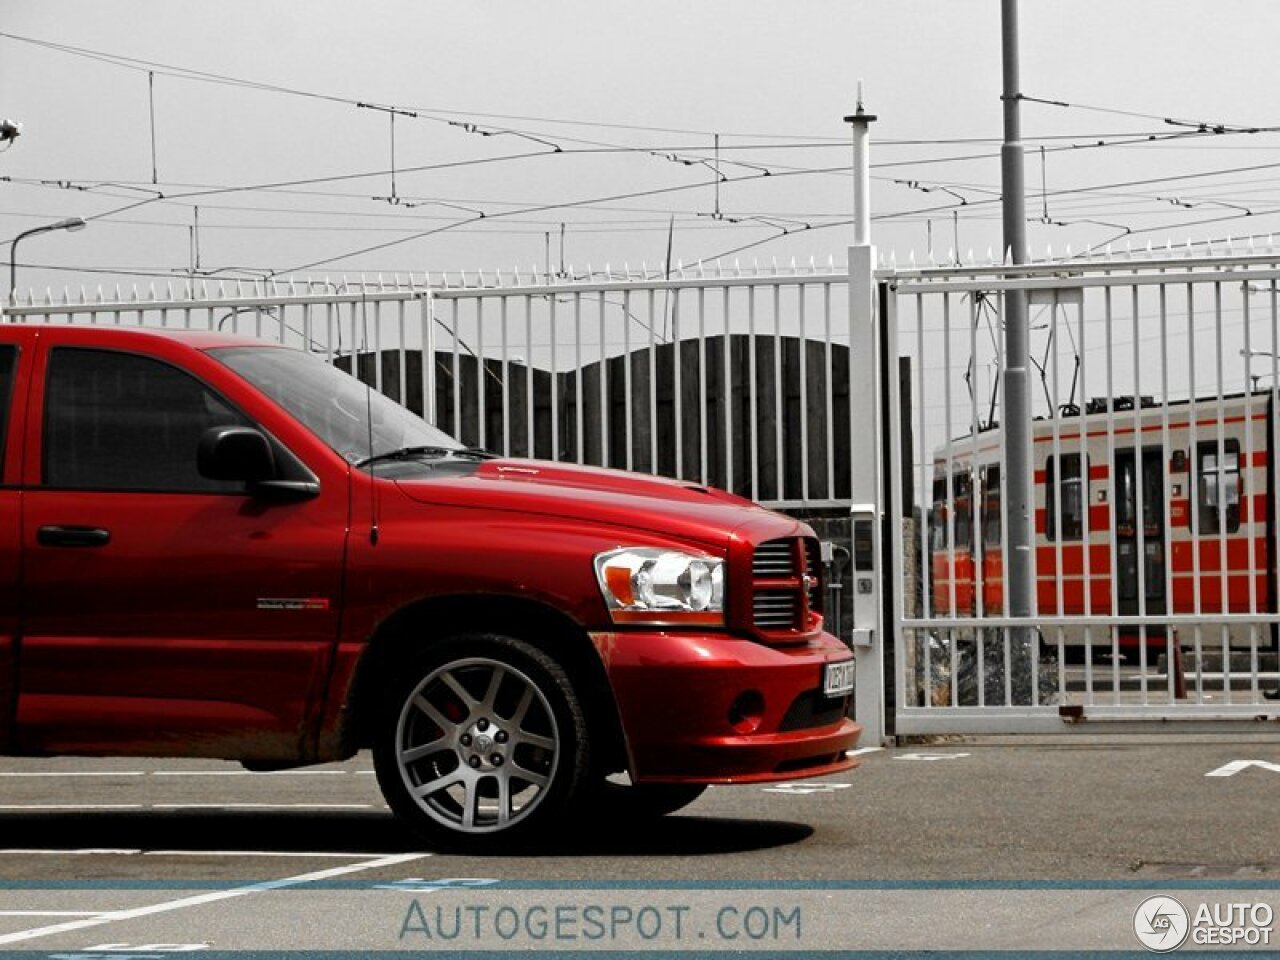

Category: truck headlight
[594, 547, 725, 626]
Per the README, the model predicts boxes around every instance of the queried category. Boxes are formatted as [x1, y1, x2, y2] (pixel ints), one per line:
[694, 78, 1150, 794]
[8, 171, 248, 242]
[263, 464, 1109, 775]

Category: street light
[1239, 348, 1280, 390]
[9, 217, 87, 303]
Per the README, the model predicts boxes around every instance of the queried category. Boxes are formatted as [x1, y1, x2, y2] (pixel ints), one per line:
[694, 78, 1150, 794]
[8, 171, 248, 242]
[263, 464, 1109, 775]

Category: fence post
[420, 290, 437, 425]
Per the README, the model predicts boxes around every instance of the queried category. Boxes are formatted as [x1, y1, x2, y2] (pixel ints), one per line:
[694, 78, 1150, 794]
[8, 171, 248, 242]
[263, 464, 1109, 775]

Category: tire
[592, 780, 708, 819]
[372, 632, 590, 852]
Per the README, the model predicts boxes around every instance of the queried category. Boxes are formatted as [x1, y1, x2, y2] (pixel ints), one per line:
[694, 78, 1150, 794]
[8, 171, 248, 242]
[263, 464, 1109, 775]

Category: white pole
[847, 82, 877, 247]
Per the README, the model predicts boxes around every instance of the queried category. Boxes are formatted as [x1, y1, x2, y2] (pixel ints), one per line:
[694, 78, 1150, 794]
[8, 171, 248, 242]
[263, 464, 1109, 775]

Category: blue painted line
[6, 953, 1249, 960]
[2, 878, 1280, 891]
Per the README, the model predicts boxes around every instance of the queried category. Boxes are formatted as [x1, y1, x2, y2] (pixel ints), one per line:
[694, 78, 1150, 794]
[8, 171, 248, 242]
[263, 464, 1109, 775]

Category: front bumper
[590, 629, 862, 784]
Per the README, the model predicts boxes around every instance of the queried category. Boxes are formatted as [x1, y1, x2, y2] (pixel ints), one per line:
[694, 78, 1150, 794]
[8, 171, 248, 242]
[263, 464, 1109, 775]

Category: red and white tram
[928, 391, 1277, 657]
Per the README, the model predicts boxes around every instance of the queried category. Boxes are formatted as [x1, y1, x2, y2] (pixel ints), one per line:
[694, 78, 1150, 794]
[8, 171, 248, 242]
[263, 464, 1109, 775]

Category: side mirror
[198, 426, 276, 484]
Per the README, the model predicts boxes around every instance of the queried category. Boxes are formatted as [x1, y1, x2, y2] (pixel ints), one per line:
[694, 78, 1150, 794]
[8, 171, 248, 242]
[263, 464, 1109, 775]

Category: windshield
[210, 346, 463, 467]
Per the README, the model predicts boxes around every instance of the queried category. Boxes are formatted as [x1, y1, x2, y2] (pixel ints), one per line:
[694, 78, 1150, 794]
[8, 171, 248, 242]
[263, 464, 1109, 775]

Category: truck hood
[393, 458, 797, 548]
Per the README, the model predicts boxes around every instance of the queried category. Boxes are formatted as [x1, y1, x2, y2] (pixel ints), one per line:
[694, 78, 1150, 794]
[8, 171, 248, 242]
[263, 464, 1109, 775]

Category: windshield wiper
[354, 445, 496, 468]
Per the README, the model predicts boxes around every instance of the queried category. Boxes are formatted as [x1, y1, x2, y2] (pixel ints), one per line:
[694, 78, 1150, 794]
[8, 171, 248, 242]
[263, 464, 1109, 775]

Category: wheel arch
[343, 594, 629, 774]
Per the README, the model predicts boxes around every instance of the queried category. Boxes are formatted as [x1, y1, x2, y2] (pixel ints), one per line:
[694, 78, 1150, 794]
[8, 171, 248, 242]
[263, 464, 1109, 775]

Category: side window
[953, 472, 973, 551]
[44, 347, 249, 493]
[1046, 454, 1086, 541]
[929, 475, 949, 551]
[0, 346, 16, 477]
[981, 465, 1002, 548]
[1197, 438, 1240, 534]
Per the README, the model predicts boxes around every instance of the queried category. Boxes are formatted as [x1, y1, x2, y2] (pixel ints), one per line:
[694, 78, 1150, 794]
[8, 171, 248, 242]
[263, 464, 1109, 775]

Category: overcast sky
[4, 1, 1280, 294]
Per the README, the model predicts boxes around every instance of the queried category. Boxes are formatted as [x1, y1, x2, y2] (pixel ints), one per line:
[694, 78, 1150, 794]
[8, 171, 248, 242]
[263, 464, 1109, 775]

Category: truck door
[17, 340, 350, 761]
[1115, 447, 1167, 621]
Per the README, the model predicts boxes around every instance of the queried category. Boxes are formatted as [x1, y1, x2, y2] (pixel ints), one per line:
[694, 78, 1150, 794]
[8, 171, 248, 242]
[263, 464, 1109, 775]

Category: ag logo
[1134, 895, 1190, 952]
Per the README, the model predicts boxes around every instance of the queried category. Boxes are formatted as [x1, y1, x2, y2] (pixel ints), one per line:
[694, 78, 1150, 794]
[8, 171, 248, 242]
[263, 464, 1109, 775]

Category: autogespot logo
[1134, 895, 1191, 953]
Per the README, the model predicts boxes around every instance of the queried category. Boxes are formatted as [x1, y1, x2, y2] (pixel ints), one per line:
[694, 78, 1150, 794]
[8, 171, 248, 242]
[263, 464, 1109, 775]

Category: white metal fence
[10, 248, 1280, 736]
[889, 251, 1280, 733]
[4, 263, 857, 510]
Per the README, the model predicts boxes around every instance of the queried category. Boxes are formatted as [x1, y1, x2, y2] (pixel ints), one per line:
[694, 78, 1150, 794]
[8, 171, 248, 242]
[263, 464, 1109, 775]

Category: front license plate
[823, 658, 855, 698]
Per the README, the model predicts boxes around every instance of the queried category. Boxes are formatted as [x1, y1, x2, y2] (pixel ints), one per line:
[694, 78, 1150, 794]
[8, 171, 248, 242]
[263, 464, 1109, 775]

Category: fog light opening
[728, 690, 766, 735]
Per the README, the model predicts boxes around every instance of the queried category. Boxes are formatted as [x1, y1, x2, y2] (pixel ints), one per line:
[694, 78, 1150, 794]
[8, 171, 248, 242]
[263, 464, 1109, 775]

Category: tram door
[1114, 448, 1167, 621]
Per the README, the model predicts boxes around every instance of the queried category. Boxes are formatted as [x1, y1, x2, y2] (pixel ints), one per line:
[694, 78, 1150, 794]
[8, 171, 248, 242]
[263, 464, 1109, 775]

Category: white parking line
[0, 769, 377, 778]
[0, 851, 429, 946]
[0, 911, 105, 917]
[0, 849, 396, 858]
[151, 770, 353, 777]
[0, 855, 144, 860]
[0, 772, 147, 778]
[152, 803, 376, 810]
[0, 803, 376, 811]
[144, 850, 382, 858]
[0, 804, 144, 810]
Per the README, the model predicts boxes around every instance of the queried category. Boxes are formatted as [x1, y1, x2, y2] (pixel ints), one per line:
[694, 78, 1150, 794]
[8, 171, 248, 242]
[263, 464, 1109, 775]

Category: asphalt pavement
[0, 736, 1276, 953]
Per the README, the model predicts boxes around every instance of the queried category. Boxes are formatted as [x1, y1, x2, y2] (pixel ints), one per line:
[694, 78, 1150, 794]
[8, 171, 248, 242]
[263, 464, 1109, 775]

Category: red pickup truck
[0, 324, 861, 849]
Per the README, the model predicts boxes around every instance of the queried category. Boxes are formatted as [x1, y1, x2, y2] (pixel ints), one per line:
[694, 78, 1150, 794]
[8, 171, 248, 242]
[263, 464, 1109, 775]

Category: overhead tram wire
[67, 153, 1280, 277]
[24, 127, 1273, 249]
[12, 30, 1280, 155]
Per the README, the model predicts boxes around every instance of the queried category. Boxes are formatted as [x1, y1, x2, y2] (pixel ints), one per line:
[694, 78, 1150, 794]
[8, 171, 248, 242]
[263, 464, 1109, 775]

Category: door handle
[37, 525, 111, 548]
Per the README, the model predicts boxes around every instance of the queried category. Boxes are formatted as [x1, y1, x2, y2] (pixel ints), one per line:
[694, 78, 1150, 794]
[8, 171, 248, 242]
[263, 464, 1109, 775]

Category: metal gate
[887, 252, 1280, 734]
[9, 250, 1280, 737]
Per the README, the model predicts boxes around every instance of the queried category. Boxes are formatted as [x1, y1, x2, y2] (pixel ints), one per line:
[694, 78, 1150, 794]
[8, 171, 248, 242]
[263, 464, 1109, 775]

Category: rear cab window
[0, 346, 16, 478]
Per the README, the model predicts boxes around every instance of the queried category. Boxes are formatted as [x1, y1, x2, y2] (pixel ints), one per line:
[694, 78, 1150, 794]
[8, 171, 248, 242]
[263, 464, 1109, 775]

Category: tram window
[1197, 439, 1240, 534]
[1046, 454, 1086, 541]
[982, 465, 1002, 548]
[953, 472, 973, 549]
[929, 475, 948, 550]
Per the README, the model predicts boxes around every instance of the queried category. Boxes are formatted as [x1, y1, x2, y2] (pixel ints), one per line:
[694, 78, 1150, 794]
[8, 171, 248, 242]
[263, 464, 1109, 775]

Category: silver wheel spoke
[510, 686, 535, 726]
[481, 664, 505, 713]
[411, 695, 457, 736]
[460, 781, 477, 830]
[441, 671, 478, 709]
[399, 741, 444, 765]
[494, 774, 512, 826]
[515, 730, 555, 752]
[413, 768, 466, 799]
[511, 762, 549, 789]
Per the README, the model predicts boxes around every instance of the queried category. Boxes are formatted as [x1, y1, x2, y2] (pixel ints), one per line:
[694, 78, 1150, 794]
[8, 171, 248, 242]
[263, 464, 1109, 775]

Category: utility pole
[1001, 0, 1035, 701]
[845, 87, 885, 744]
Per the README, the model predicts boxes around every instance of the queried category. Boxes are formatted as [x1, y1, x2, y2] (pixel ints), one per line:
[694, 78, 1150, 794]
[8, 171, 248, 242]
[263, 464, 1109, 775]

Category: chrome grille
[803, 538, 822, 612]
[752, 539, 795, 578]
[753, 589, 798, 629]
